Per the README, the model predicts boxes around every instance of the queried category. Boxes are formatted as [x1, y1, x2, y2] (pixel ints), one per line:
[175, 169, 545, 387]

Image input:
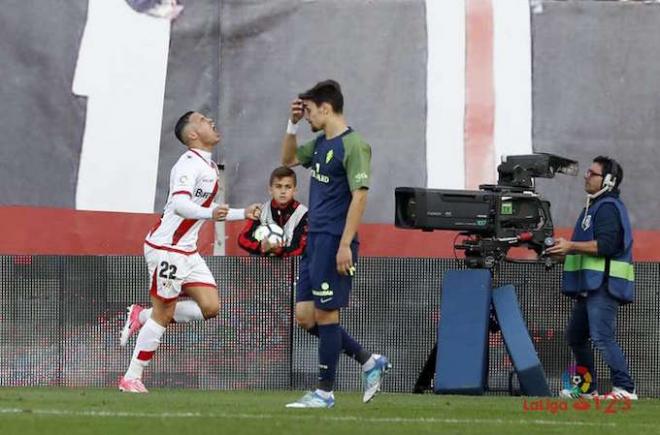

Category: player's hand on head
[244, 203, 261, 220]
[290, 99, 304, 124]
[336, 245, 355, 276]
[212, 204, 230, 221]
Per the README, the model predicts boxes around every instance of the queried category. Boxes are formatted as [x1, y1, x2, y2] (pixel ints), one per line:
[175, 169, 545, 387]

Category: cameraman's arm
[564, 240, 598, 256]
[546, 236, 597, 256]
[548, 204, 622, 257]
[593, 203, 623, 257]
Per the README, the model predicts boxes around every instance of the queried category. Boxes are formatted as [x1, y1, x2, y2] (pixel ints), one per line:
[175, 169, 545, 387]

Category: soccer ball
[254, 223, 285, 245]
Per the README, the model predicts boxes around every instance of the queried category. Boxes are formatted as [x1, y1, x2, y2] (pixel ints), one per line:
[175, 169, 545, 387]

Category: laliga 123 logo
[562, 364, 592, 395]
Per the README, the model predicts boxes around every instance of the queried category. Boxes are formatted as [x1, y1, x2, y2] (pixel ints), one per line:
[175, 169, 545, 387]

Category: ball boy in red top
[238, 166, 309, 257]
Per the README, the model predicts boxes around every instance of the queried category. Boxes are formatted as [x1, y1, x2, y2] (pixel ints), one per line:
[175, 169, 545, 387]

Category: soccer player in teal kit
[281, 80, 390, 408]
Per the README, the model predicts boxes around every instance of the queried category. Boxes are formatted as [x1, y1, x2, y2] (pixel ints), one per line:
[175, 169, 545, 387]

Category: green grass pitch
[2, 388, 660, 435]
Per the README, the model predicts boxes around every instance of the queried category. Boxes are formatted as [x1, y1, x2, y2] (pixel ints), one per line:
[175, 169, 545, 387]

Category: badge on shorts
[312, 282, 333, 298]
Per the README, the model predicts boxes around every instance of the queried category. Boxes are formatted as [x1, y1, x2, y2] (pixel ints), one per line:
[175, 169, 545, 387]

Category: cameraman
[547, 156, 636, 400]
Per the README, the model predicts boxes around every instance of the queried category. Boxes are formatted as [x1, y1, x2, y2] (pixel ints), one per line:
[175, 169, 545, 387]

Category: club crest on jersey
[581, 214, 592, 231]
[325, 149, 334, 164]
[194, 188, 212, 199]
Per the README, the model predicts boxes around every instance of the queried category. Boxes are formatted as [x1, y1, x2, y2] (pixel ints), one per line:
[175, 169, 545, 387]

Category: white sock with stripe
[124, 318, 166, 380]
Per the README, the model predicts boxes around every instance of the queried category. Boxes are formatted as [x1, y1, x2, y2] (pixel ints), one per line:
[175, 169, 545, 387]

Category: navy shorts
[295, 232, 359, 310]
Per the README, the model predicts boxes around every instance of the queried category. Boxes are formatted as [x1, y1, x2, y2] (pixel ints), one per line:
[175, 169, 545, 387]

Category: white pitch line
[0, 408, 617, 427]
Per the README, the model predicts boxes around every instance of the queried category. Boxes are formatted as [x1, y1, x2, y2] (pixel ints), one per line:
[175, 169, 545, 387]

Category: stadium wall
[1, 255, 659, 397]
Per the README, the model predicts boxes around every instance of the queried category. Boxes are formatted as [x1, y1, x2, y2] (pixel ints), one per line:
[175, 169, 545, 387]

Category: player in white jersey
[118, 111, 261, 393]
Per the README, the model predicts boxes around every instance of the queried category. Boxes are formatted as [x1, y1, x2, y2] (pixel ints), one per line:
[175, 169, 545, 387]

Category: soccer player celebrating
[281, 80, 390, 408]
[238, 166, 308, 257]
[118, 111, 260, 393]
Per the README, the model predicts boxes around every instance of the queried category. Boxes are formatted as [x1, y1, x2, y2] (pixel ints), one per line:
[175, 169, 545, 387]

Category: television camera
[395, 153, 578, 268]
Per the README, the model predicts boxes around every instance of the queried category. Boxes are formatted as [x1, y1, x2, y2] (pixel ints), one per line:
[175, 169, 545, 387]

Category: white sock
[124, 318, 166, 380]
[314, 389, 334, 399]
[362, 354, 378, 372]
[138, 301, 204, 325]
[138, 308, 151, 325]
[172, 300, 204, 323]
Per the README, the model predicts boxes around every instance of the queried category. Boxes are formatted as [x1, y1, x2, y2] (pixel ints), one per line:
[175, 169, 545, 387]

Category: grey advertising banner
[217, 0, 427, 222]
[0, 0, 88, 209]
[532, 1, 660, 229]
[1, 0, 658, 230]
[0, 0, 220, 213]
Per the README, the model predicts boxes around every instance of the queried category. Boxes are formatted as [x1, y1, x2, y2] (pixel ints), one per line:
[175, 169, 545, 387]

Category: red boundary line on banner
[1, 207, 659, 260]
[0, 206, 215, 255]
[464, 0, 496, 189]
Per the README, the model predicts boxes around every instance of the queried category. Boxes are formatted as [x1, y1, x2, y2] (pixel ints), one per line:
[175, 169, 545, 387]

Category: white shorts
[144, 244, 217, 301]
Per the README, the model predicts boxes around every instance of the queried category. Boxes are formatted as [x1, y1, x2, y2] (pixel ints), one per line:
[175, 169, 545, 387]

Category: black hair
[174, 111, 195, 144]
[593, 155, 623, 190]
[269, 166, 297, 186]
[298, 79, 344, 114]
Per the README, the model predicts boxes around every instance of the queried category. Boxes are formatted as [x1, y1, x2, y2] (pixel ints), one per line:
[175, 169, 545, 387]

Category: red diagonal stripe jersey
[146, 149, 219, 253]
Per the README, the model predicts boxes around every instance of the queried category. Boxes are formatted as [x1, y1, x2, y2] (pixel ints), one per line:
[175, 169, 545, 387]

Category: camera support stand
[432, 269, 551, 396]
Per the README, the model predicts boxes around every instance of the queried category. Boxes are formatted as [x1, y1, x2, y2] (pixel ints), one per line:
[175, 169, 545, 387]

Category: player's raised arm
[281, 99, 304, 167]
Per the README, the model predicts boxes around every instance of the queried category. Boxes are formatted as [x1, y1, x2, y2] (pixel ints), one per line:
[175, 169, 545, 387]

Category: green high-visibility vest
[562, 197, 634, 303]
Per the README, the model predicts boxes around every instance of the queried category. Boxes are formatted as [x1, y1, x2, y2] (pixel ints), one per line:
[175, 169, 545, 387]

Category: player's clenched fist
[212, 204, 230, 221]
[244, 203, 262, 220]
[290, 99, 304, 124]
